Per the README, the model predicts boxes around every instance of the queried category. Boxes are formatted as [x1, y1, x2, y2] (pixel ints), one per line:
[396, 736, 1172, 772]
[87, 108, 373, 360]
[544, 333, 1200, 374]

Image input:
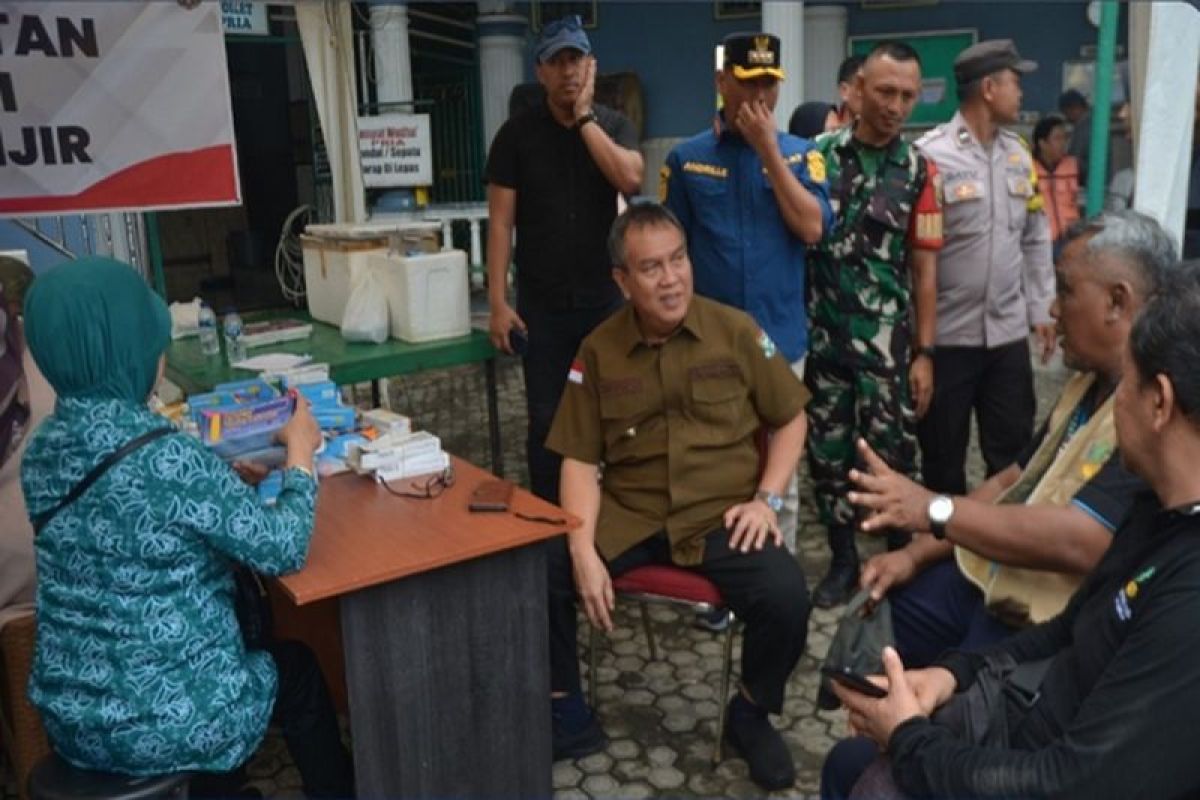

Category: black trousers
[547, 529, 811, 714]
[917, 340, 1036, 495]
[192, 640, 354, 799]
[518, 293, 622, 503]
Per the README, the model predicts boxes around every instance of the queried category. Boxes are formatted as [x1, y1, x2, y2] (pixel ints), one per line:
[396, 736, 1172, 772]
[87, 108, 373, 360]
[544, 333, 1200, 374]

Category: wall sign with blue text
[220, 0, 269, 36]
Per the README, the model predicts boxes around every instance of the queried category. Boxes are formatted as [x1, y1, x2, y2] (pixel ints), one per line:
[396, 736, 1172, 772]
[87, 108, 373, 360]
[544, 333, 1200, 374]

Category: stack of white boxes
[348, 430, 449, 482]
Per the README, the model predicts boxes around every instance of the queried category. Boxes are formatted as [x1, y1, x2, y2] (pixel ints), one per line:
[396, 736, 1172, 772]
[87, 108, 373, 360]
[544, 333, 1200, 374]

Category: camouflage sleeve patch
[909, 159, 944, 250]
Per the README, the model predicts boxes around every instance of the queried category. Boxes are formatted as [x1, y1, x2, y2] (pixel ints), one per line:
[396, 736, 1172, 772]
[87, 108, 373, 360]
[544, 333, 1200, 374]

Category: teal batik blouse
[22, 397, 317, 775]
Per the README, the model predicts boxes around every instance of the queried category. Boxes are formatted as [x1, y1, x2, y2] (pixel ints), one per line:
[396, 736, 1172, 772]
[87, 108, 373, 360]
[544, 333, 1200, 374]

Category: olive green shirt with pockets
[546, 296, 809, 566]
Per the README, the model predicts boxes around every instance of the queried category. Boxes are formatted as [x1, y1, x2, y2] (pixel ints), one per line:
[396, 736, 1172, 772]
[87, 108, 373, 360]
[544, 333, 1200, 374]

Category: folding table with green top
[164, 310, 504, 475]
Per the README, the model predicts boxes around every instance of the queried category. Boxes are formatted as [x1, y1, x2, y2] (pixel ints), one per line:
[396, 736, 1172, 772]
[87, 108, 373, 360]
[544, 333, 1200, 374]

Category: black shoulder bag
[31, 425, 273, 649]
[30, 426, 174, 535]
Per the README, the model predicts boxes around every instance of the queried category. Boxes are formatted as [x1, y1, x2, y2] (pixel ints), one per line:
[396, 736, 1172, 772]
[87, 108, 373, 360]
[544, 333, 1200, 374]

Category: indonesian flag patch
[568, 359, 585, 385]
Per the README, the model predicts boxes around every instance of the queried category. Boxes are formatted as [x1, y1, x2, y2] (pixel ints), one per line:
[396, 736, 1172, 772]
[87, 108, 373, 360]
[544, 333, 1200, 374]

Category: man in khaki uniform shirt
[543, 203, 810, 791]
[914, 39, 1056, 497]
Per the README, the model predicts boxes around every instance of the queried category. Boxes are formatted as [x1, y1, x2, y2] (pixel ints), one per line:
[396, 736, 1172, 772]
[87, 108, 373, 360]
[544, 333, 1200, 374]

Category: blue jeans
[821, 736, 879, 800]
[891, 558, 1012, 668]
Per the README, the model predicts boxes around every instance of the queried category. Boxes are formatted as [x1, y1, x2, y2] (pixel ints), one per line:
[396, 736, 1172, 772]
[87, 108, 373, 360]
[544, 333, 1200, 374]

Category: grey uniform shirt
[915, 111, 1054, 348]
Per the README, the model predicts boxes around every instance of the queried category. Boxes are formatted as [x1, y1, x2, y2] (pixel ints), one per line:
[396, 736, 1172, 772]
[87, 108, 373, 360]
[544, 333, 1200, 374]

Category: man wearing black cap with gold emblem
[661, 32, 833, 555]
[913, 40, 1056, 503]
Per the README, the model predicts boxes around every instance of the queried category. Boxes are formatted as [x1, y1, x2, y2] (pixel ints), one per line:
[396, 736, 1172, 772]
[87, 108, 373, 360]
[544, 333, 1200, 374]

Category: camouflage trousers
[805, 321, 920, 528]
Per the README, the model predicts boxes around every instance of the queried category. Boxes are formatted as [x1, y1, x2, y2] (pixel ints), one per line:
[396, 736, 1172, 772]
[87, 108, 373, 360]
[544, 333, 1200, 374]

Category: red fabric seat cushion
[612, 565, 724, 607]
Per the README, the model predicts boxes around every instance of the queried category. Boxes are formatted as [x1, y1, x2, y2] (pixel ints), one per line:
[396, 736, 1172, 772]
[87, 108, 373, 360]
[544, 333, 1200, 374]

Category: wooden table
[164, 312, 505, 474]
[276, 457, 577, 798]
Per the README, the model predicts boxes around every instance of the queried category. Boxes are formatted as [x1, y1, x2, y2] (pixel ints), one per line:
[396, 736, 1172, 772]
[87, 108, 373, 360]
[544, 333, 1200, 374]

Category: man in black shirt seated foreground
[823, 263, 1200, 799]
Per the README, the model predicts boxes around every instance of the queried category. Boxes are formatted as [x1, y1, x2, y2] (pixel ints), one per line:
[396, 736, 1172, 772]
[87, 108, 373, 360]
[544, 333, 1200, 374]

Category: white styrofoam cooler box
[301, 234, 390, 327]
[368, 250, 470, 343]
[300, 222, 441, 328]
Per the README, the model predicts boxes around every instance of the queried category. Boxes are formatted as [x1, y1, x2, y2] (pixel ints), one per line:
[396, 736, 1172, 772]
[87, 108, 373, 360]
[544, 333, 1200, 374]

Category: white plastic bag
[340, 263, 389, 343]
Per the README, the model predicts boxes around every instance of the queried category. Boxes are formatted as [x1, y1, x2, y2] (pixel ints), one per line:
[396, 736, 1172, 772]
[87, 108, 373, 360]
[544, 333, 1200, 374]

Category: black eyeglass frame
[377, 466, 456, 500]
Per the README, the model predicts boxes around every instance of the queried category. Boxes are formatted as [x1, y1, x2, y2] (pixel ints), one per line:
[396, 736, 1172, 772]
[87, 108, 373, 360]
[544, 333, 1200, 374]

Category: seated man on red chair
[544, 202, 811, 791]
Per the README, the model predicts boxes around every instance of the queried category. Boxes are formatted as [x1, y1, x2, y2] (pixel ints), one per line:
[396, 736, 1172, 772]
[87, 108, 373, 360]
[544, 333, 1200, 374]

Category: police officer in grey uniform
[914, 40, 1056, 495]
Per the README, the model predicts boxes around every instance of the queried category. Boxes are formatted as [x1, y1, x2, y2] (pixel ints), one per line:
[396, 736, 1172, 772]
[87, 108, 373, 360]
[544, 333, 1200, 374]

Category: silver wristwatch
[927, 494, 955, 540]
[755, 489, 784, 513]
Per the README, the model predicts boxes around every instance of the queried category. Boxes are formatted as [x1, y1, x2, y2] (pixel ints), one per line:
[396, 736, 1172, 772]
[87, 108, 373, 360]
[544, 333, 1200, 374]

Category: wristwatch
[574, 110, 598, 130]
[755, 489, 784, 514]
[927, 494, 955, 539]
[913, 345, 936, 360]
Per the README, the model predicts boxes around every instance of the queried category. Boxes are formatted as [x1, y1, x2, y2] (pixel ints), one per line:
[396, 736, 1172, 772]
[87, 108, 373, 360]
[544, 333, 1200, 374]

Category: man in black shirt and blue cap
[485, 15, 643, 506]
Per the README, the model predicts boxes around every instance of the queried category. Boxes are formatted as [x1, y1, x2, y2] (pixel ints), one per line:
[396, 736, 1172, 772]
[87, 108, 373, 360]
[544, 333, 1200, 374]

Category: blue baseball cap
[536, 15, 591, 63]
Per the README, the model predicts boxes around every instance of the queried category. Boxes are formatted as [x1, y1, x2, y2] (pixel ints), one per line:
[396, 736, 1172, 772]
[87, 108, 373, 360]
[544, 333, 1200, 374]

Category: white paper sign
[357, 113, 433, 188]
[0, 1, 240, 214]
[220, 0, 269, 36]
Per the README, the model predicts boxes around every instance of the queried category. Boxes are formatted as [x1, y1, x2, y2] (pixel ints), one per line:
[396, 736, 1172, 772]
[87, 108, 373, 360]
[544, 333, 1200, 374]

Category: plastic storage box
[368, 250, 470, 343]
[301, 234, 390, 327]
[300, 222, 441, 328]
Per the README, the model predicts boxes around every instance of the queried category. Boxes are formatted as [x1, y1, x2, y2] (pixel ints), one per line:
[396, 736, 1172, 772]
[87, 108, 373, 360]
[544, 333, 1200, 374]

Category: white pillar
[803, 5, 848, 108]
[762, 1, 805, 124]
[370, 2, 413, 107]
[477, 11, 528, 152]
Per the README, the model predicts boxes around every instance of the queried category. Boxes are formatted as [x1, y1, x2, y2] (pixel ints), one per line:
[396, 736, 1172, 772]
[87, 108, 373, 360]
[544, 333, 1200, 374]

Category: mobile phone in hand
[508, 328, 529, 356]
[821, 665, 888, 698]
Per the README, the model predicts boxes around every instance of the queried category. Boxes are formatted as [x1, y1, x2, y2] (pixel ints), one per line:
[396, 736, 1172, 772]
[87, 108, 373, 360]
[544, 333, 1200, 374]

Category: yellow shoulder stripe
[1027, 162, 1044, 212]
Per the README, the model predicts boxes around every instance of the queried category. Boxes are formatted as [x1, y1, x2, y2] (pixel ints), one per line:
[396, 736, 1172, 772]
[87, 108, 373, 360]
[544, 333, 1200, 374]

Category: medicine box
[187, 380, 279, 423]
[362, 408, 412, 435]
[241, 318, 312, 349]
[279, 363, 331, 388]
[215, 378, 279, 396]
[294, 380, 340, 407]
[314, 406, 357, 431]
[368, 250, 470, 343]
[374, 450, 450, 483]
[198, 395, 294, 460]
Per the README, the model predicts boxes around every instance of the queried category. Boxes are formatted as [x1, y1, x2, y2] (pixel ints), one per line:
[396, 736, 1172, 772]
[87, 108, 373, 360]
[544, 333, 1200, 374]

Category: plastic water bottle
[198, 303, 219, 356]
[223, 309, 247, 364]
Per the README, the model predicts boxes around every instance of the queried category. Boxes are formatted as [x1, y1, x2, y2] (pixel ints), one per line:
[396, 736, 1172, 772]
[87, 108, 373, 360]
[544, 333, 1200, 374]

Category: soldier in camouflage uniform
[807, 41, 944, 608]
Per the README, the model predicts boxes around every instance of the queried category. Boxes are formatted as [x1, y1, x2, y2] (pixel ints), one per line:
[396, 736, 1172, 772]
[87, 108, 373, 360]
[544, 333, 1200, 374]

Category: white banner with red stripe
[0, 1, 240, 215]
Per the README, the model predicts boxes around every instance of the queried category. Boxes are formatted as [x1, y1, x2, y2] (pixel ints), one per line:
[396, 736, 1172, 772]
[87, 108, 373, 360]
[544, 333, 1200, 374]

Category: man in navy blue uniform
[661, 31, 833, 553]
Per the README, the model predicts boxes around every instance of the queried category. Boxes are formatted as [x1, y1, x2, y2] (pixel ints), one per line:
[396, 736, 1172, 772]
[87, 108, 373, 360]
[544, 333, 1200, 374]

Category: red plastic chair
[588, 564, 739, 765]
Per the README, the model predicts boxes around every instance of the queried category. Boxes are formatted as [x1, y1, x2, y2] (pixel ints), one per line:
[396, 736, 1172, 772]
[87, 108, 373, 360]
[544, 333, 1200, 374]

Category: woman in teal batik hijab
[21, 257, 352, 797]
[23, 255, 171, 404]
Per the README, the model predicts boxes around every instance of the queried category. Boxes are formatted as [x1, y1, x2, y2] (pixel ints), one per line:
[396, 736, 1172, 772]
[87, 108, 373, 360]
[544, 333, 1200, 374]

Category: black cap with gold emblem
[722, 32, 785, 81]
